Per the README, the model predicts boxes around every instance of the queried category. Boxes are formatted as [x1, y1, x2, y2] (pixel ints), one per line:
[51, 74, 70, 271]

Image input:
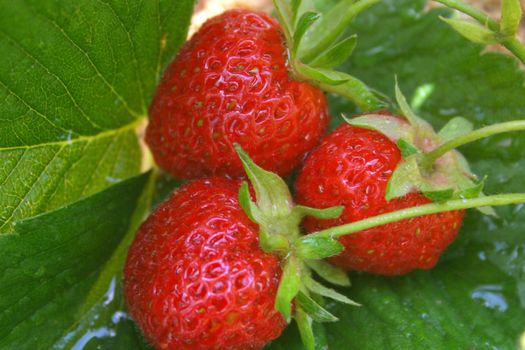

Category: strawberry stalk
[421, 119, 525, 169]
[434, 0, 525, 64]
[305, 193, 525, 240]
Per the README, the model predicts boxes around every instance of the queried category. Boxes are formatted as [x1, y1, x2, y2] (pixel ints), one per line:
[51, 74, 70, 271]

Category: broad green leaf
[0, 0, 194, 348]
[0, 0, 194, 232]
[269, 0, 525, 348]
[0, 174, 148, 349]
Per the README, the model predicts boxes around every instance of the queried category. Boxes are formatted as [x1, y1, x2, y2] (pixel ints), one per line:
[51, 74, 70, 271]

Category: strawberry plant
[1, 0, 525, 350]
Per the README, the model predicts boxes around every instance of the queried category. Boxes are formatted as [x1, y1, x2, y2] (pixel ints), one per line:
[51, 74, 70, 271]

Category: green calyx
[273, 0, 385, 112]
[345, 80, 525, 214]
[345, 81, 496, 213]
[235, 145, 357, 350]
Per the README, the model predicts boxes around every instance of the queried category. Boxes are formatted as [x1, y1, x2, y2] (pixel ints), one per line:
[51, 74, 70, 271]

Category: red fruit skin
[295, 117, 465, 276]
[124, 178, 285, 350]
[146, 9, 329, 179]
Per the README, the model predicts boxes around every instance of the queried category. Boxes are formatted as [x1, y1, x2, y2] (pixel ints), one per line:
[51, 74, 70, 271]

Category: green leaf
[438, 116, 474, 141]
[0, 0, 193, 232]
[294, 236, 344, 259]
[276, 256, 302, 323]
[500, 0, 522, 36]
[309, 34, 358, 69]
[305, 260, 351, 287]
[440, 16, 498, 44]
[0, 174, 148, 349]
[293, 12, 321, 57]
[296, 292, 339, 322]
[0, 0, 194, 347]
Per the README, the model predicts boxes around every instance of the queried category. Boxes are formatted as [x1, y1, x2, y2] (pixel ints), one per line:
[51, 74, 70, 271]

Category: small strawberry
[124, 177, 286, 350]
[295, 116, 465, 275]
[147, 3, 384, 179]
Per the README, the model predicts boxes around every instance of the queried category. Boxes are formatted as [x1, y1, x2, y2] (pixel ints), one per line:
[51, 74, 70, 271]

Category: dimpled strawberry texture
[124, 178, 285, 350]
[146, 9, 329, 179]
[295, 121, 465, 276]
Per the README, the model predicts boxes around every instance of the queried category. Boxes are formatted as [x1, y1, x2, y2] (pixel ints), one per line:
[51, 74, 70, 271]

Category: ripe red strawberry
[295, 114, 465, 276]
[146, 9, 329, 179]
[124, 177, 286, 350]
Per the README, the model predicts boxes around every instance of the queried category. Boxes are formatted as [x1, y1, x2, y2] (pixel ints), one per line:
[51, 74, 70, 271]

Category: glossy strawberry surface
[295, 118, 465, 275]
[124, 178, 285, 349]
[146, 9, 329, 179]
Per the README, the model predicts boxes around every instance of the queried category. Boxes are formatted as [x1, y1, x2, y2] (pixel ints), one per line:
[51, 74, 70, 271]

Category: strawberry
[146, 0, 387, 180]
[295, 116, 465, 275]
[146, 9, 329, 179]
[123, 177, 286, 350]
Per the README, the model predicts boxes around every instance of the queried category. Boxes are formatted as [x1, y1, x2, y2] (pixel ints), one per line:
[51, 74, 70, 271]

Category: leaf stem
[433, 0, 525, 64]
[309, 193, 525, 239]
[421, 120, 525, 168]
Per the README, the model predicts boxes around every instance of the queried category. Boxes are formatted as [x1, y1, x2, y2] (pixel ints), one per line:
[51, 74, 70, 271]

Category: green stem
[433, 0, 497, 28]
[433, 0, 525, 64]
[502, 37, 525, 64]
[421, 120, 525, 168]
[309, 193, 525, 239]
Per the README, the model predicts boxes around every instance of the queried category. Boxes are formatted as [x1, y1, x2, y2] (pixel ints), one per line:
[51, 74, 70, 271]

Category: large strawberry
[146, 3, 384, 179]
[124, 177, 286, 350]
